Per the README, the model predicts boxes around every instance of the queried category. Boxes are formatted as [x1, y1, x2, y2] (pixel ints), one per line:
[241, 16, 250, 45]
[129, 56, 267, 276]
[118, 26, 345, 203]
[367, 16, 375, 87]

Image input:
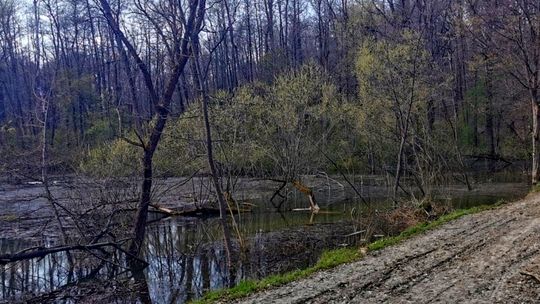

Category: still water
[0, 180, 529, 303]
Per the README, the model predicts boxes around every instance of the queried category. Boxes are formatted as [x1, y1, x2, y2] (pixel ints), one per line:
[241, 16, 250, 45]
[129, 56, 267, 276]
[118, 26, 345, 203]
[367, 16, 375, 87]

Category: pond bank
[0, 177, 530, 303]
[226, 192, 540, 304]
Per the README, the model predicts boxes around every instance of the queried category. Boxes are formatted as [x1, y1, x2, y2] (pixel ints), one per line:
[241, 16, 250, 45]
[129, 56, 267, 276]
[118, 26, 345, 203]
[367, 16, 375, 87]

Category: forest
[0, 0, 539, 303]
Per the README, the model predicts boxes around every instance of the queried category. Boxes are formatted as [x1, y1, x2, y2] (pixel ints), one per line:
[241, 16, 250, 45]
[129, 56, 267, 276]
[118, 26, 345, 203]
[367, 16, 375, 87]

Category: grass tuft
[191, 200, 507, 304]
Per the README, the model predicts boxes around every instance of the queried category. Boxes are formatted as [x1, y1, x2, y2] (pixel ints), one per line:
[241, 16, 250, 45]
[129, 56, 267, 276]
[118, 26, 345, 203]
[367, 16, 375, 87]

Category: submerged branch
[0, 238, 146, 266]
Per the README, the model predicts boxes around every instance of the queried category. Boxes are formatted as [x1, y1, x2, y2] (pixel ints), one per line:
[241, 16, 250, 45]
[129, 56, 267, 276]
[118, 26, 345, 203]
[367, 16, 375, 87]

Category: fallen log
[344, 230, 367, 237]
[149, 204, 185, 215]
[291, 208, 341, 215]
[149, 201, 254, 217]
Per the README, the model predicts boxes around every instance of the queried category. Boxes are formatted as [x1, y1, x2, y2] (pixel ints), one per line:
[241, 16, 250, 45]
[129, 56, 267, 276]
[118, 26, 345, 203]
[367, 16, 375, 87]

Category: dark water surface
[0, 179, 529, 303]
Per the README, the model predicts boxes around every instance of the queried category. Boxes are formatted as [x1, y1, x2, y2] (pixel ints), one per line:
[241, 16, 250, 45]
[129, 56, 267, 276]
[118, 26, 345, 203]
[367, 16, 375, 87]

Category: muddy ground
[237, 192, 540, 304]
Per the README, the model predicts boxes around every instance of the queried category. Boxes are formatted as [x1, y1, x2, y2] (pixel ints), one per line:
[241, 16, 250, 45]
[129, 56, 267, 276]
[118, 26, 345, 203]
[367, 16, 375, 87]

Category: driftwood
[291, 209, 341, 215]
[149, 204, 186, 215]
[149, 200, 253, 217]
[344, 230, 367, 237]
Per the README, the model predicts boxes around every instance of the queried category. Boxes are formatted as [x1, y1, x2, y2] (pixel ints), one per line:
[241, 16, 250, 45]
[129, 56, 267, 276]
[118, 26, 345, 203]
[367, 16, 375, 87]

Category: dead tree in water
[270, 179, 320, 213]
[98, 0, 207, 263]
[191, 30, 235, 275]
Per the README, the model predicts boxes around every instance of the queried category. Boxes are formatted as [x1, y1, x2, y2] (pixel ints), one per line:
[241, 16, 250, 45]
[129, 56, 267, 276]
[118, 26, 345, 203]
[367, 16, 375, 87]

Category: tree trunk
[532, 100, 540, 185]
[99, 0, 206, 264]
[128, 152, 153, 260]
[393, 132, 407, 199]
[192, 36, 235, 275]
[485, 57, 496, 157]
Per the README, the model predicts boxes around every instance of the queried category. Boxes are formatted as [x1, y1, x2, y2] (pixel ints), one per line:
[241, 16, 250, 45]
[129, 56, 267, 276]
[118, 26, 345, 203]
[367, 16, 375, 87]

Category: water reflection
[0, 182, 529, 303]
[144, 222, 231, 303]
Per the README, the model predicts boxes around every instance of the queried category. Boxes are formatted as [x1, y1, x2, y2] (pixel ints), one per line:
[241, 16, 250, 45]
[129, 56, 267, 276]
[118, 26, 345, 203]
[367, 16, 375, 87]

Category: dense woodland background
[0, 0, 538, 186]
[0, 0, 539, 297]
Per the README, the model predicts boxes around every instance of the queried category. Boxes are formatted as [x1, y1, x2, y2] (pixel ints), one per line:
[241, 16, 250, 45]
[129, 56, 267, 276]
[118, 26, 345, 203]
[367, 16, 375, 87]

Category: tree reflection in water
[0, 210, 350, 303]
[2, 185, 523, 303]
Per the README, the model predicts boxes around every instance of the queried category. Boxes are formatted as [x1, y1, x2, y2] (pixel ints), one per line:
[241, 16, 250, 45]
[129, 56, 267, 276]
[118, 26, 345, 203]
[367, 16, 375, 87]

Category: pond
[0, 177, 530, 303]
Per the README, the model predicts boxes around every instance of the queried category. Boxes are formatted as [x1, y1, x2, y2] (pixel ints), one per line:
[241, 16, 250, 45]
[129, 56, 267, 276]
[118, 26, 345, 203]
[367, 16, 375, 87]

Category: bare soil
[237, 192, 540, 304]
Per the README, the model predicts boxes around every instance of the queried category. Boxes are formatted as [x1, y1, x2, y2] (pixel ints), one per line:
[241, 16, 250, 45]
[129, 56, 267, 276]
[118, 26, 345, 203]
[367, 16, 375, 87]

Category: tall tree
[98, 0, 207, 260]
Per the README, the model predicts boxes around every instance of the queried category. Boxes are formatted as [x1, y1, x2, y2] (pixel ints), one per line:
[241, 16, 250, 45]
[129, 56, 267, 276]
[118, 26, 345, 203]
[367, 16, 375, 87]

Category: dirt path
[238, 193, 540, 303]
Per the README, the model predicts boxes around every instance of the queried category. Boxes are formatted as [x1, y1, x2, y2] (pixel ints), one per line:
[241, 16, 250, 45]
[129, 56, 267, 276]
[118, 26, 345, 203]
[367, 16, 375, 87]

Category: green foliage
[258, 49, 291, 82]
[53, 71, 101, 143]
[54, 71, 100, 111]
[457, 118, 475, 149]
[79, 139, 140, 177]
[459, 81, 488, 151]
[530, 184, 540, 193]
[151, 63, 347, 178]
[0, 121, 18, 150]
[76, 39, 525, 179]
[354, 30, 450, 183]
[84, 118, 116, 145]
[153, 105, 206, 176]
[250, 63, 340, 176]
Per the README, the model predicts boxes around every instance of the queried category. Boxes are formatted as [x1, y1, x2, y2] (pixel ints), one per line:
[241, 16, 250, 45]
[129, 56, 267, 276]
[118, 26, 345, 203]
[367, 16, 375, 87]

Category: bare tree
[191, 34, 235, 275]
[98, 0, 207, 262]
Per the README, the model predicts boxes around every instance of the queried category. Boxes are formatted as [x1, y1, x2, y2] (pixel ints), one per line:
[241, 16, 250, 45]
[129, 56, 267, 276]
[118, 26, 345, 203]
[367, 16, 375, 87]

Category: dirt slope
[238, 193, 540, 303]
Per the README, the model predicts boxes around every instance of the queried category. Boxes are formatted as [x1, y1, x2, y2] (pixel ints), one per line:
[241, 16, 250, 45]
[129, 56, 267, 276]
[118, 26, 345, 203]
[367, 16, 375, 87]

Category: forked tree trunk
[99, 0, 206, 263]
